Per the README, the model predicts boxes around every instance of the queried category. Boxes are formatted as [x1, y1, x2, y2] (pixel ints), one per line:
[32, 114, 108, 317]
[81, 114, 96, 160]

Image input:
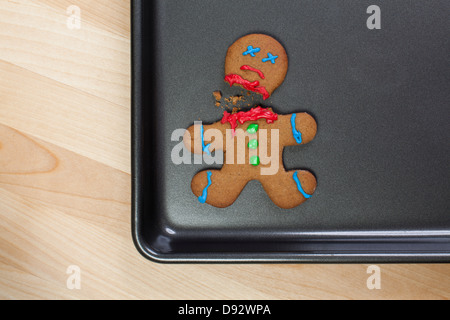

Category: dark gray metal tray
[132, 0, 450, 263]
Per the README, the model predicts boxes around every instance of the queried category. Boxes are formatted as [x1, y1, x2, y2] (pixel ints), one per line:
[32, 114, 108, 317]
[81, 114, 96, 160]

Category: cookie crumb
[213, 91, 222, 101]
[231, 96, 244, 105]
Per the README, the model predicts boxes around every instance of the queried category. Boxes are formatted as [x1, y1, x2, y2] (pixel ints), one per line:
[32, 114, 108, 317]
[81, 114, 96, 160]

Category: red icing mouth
[221, 106, 278, 135]
[240, 65, 265, 79]
[224, 74, 270, 100]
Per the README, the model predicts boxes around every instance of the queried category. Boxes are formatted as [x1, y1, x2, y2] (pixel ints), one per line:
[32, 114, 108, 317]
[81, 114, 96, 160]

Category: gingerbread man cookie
[184, 34, 317, 209]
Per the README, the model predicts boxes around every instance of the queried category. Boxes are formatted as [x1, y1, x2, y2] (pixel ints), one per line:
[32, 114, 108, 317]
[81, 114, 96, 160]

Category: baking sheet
[132, 0, 450, 262]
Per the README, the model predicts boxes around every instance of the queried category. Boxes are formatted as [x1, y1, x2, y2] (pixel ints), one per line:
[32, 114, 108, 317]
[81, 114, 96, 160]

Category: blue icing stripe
[198, 171, 213, 204]
[200, 124, 211, 155]
[291, 114, 303, 144]
[243, 45, 261, 57]
[293, 172, 312, 199]
[262, 52, 278, 64]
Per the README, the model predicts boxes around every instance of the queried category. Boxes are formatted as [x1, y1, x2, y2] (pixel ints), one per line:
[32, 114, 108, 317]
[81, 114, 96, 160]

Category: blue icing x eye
[243, 46, 261, 57]
[262, 53, 278, 64]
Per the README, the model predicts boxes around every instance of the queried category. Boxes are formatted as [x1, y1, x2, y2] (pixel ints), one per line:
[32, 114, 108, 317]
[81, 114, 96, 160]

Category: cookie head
[225, 34, 288, 100]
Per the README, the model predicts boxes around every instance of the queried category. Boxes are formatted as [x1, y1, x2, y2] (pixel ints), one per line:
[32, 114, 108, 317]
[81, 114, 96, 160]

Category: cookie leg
[259, 170, 317, 209]
[192, 170, 249, 208]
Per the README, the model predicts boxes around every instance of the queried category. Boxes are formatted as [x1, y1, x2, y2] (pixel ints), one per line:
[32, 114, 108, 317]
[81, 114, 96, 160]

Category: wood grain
[0, 0, 449, 300]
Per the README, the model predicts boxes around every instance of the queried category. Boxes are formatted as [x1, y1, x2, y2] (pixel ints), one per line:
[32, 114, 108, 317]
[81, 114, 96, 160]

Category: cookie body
[185, 107, 317, 209]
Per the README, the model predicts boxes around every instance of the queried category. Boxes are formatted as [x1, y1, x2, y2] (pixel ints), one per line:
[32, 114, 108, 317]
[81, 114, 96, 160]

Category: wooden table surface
[0, 0, 448, 300]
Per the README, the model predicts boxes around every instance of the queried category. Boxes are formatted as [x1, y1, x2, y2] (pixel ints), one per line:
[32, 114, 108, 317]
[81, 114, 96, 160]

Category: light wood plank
[0, 0, 130, 107]
[40, 0, 130, 38]
[0, 61, 130, 174]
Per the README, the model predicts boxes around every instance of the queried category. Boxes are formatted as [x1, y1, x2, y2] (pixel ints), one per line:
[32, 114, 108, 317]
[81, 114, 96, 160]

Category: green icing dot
[250, 156, 260, 166]
[247, 124, 259, 134]
[248, 139, 259, 150]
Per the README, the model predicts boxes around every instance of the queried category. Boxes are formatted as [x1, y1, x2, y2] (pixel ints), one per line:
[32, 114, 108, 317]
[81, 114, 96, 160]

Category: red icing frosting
[240, 65, 265, 79]
[224, 74, 270, 100]
[221, 106, 278, 134]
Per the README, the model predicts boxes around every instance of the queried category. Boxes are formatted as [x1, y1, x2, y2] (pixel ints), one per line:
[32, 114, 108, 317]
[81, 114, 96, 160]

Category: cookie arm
[278, 113, 317, 147]
[183, 121, 228, 155]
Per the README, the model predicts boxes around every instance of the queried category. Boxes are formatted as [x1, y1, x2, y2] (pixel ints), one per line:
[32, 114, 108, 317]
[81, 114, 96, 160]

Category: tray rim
[130, 0, 450, 264]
